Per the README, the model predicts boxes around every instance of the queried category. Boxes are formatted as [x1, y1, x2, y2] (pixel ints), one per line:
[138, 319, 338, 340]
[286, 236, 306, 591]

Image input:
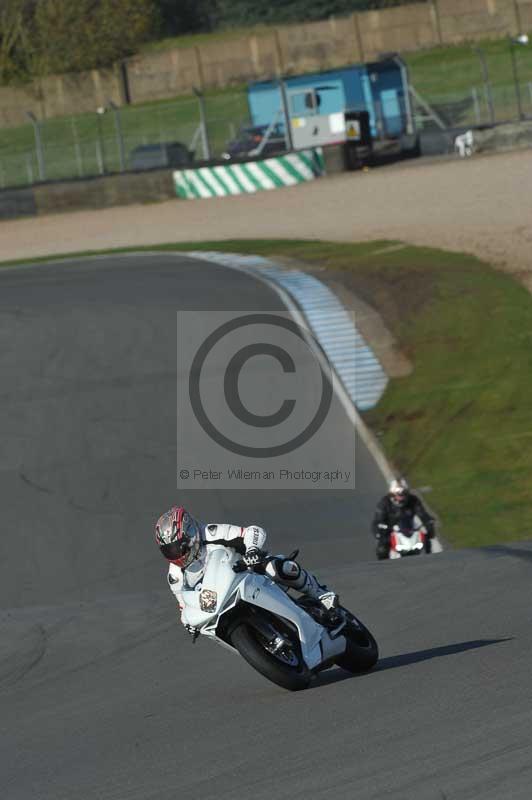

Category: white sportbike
[180, 545, 378, 691]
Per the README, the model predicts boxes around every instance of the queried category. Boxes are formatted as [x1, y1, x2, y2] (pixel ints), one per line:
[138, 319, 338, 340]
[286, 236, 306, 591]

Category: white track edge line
[183, 251, 395, 484]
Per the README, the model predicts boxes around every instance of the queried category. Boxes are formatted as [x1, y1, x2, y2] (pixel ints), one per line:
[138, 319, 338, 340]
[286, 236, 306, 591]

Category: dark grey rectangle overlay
[177, 310, 356, 490]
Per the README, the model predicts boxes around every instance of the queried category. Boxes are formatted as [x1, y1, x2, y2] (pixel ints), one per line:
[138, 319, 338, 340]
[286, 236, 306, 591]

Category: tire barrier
[174, 149, 324, 200]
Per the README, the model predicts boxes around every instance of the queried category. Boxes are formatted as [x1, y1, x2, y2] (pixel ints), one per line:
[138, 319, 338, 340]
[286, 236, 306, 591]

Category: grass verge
[3, 238, 532, 549]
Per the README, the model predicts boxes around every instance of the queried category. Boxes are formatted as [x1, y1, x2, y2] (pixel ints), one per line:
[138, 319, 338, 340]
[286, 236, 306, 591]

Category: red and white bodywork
[389, 516, 427, 559]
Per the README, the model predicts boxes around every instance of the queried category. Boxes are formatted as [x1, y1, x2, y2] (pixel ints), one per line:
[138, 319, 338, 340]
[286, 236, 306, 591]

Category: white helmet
[389, 478, 409, 507]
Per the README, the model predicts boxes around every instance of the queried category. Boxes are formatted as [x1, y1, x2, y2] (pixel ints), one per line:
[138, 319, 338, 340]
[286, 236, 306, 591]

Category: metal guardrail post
[193, 88, 211, 161]
[25, 111, 46, 182]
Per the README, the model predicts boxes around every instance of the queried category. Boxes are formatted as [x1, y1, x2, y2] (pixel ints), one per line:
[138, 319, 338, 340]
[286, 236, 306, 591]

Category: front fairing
[236, 573, 346, 670]
[180, 546, 241, 629]
[181, 547, 346, 670]
[391, 525, 425, 555]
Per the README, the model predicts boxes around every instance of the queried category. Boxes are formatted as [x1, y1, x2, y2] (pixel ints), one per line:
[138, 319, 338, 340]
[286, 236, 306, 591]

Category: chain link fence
[0, 90, 251, 190]
[1, 75, 532, 189]
[413, 82, 532, 131]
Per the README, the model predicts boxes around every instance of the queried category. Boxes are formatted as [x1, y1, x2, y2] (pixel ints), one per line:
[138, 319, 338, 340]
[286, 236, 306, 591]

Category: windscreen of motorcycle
[181, 546, 241, 628]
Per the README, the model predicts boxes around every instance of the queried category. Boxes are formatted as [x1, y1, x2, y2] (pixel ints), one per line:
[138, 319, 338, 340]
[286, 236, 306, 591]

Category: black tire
[231, 622, 311, 691]
[335, 615, 379, 674]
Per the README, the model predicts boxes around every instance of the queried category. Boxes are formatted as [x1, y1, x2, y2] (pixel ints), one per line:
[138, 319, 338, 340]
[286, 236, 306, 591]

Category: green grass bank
[4, 239, 532, 549]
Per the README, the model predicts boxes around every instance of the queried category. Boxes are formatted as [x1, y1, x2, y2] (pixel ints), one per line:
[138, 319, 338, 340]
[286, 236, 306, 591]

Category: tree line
[0, 0, 158, 83]
[0, 0, 422, 84]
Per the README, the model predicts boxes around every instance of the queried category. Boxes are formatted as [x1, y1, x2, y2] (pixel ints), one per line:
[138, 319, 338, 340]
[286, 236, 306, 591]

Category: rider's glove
[243, 547, 266, 567]
[376, 523, 389, 539]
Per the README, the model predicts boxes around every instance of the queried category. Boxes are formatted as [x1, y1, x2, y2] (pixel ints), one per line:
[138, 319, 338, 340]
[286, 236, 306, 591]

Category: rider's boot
[376, 534, 390, 560]
[317, 590, 341, 626]
[266, 558, 341, 625]
[301, 574, 341, 625]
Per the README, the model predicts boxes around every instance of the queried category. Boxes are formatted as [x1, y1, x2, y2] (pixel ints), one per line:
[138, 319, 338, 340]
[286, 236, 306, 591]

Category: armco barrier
[0, 187, 37, 220]
[33, 169, 176, 215]
[173, 149, 325, 200]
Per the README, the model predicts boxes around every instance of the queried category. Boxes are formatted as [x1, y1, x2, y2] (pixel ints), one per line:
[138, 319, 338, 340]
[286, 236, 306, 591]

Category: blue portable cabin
[247, 57, 412, 142]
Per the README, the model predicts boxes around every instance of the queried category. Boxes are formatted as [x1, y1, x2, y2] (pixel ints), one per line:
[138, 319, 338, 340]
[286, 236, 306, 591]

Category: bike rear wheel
[335, 613, 378, 673]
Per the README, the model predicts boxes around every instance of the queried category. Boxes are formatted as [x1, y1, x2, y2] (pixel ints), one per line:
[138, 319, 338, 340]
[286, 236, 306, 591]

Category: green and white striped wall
[174, 148, 324, 200]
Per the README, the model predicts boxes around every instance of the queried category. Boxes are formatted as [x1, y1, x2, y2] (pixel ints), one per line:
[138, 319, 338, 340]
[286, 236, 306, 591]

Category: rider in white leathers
[155, 507, 339, 635]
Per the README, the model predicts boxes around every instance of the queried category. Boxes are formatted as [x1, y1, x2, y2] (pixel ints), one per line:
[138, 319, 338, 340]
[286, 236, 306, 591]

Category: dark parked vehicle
[129, 142, 193, 171]
[222, 124, 287, 160]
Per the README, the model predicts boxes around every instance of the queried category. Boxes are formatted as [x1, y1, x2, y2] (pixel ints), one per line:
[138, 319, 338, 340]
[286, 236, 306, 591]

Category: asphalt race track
[1, 254, 531, 800]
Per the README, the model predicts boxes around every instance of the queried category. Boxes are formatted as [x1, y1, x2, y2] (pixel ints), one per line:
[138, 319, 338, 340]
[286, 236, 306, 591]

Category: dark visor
[160, 541, 187, 560]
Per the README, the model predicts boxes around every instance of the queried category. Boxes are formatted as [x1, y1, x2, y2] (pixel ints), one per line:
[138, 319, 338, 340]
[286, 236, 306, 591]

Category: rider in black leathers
[372, 479, 435, 559]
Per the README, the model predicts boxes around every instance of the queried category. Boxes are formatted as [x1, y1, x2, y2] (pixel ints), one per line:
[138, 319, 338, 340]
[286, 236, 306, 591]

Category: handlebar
[233, 550, 270, 573]
[233, 548, 298, 574]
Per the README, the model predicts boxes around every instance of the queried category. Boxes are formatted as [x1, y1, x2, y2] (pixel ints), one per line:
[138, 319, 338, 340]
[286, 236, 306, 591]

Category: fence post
[509, 40, 524, 120]
[472, 48, 495, 125]
[472, 87, 481, 124]
[96, 108, 107, 173]
[119, 61, 131, 105]
[109, 100, 126, 171]
[193, 88, 211, 161]
[26, 111, 46, 182]
[70, 117, 84, 177]
[393, 56, 415, 135]
[279, 79, 293, 152]
[95, 141, 104, 175]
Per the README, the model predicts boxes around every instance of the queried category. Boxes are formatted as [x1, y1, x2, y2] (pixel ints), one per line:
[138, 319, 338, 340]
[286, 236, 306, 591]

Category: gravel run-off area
[1, 150, 531, 285]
